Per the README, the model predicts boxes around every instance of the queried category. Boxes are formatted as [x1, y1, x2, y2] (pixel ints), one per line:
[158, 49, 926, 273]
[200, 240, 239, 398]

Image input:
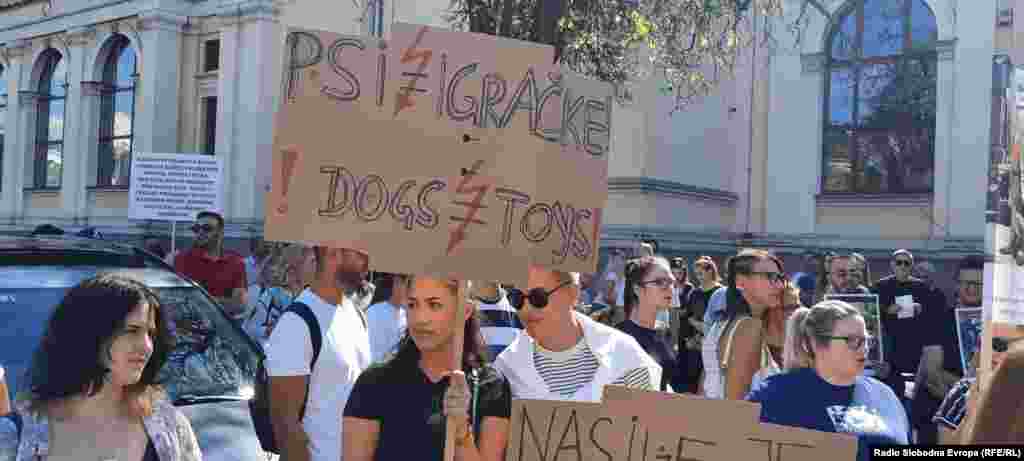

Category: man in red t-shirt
[174, 211, 248, 317]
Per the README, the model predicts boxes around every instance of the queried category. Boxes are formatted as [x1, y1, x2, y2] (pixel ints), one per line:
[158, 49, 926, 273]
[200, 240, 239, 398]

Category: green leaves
[445, 0, 786, 111]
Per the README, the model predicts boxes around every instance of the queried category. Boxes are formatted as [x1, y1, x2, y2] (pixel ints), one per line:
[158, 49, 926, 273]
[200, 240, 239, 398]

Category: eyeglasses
[821, 335, 874, 350]
[192, 224, 216, 234]
[823, 335, 874, 350]
[894, 259, 912, 267]
[639, 278, 674, 289]
[959, 280, 983, 289]
[508, 281, 571, 310]
[993, 336, 1024, 353]
[749, 271, 786, 284]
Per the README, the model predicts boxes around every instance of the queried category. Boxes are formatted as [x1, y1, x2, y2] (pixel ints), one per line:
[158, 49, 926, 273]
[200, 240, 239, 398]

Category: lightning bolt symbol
[394, 26, 432, 117]
[447, 160, 489, 256]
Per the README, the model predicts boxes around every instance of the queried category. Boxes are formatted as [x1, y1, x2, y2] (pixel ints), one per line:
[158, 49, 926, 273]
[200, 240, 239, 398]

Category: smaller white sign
[129, 152, 224, 222]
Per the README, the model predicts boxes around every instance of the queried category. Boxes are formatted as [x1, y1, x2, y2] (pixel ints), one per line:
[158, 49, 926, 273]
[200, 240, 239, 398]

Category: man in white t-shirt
[366, 273, 410, 363]
[495, 266, 660, 403]
[265, 245, 371, 461]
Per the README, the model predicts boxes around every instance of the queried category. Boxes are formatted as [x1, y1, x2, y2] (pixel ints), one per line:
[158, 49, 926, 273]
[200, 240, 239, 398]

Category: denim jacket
[0, 398, 202, 461]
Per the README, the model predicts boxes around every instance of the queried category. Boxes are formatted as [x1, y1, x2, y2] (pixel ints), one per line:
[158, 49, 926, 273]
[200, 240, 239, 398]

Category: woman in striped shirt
[494, 266, 661, 402]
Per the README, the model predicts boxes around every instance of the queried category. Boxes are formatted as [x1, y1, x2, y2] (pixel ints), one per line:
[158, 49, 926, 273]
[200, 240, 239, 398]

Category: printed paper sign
[264, 25, 613, 286]
[955, 307, 983, 378]
[825, 294, 884, 366]
[129, 152, 224, 222]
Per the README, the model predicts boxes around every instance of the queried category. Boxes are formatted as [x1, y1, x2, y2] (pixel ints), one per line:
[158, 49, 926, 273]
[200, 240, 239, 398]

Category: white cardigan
[494, 311, 662, 402]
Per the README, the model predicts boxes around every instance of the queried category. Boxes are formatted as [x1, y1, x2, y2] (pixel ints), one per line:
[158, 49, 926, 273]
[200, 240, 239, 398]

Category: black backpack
[250, 302, 322, 454]
[250, 300, 368, 454]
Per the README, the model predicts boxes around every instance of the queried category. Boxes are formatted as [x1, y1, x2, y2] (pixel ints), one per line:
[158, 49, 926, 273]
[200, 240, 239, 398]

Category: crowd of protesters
[1, 213, 1023, 461]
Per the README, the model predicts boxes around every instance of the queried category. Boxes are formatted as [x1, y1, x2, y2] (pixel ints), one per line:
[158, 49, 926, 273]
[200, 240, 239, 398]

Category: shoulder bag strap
[283, 302, 322, 421]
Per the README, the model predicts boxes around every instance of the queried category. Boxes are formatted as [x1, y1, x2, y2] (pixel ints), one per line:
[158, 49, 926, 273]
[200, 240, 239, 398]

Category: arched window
[35, 49, 67, 189]
[98, 35, 137, 187]
[822, 0, 938, 194]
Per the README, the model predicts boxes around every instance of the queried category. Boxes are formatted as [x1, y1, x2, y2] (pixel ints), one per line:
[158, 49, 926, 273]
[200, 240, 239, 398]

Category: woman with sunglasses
[748, 300, 908, 461]
[617, 256, 679, 392]
[343, 277, 511, 461]
[933, 323, 1024, 444]
[700, 249, 787, 400]
[494, 267, 660, 403]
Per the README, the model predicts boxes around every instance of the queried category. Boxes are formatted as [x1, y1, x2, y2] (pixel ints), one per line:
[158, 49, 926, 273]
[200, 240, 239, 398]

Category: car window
[0, 266, 260, 402]
[157, 286, 260, 400]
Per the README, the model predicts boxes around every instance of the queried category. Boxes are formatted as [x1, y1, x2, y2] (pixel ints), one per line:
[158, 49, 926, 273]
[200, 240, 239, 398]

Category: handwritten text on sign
[129, 152, 224, 222]
[265, 25, 613, 285]
[507, 388, 858, 461]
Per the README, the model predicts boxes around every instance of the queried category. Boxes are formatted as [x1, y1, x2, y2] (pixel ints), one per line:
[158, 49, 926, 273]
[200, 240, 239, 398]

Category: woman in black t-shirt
[343, 277, 512, 461]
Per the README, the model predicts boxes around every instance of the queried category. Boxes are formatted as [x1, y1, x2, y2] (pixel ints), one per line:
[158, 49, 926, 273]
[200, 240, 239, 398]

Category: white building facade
[601, 0, 1001, 281]
[0, 0, 1007, 280]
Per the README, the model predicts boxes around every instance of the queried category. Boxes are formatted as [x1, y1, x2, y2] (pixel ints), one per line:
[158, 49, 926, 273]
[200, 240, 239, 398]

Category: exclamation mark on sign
[276, 147, 301, 216]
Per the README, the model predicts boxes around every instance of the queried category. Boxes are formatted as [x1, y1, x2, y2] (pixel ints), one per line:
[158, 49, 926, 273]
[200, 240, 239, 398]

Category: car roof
[0, 234, 146, 254]
[0, 235, 194, 288]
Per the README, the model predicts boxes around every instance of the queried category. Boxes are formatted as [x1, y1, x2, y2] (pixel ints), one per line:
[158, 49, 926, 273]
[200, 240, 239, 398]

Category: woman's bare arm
[474, 417, 510, 461]
[342, 417, 381, 461]
[725, 318, 765, 401]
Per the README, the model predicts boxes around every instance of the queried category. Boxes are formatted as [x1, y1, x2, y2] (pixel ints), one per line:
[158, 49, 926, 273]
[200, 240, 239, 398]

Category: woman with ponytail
[700, 249, 787, 400]
[750, 300, 908, 461]
[617, 256, 679, 392]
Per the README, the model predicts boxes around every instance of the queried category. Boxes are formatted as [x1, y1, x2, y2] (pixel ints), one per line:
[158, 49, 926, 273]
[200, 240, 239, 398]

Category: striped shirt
[533, 338, 652, 398]
[933, 377, 973, 430]
[478, 291, 523, 359]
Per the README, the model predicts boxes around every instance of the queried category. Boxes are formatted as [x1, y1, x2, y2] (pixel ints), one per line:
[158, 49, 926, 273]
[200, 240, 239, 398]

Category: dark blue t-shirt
[747, 368, 908, 461]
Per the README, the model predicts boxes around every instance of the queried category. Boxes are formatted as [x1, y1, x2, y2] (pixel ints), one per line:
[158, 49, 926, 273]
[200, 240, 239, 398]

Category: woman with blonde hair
[755, 300, 907, 461]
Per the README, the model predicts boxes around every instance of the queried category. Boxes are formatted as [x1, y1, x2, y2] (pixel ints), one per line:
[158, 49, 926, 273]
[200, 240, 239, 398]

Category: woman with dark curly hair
[0, 274, 202, 461]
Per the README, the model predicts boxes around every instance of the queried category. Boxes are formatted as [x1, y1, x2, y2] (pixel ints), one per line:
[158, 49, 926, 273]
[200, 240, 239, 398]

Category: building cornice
[599, 224, 983, 258]
[815, 193, 933, 208]
[608, 176, 739, 206]
[137, 9, 188, 32]
[214, 0, 282, 26]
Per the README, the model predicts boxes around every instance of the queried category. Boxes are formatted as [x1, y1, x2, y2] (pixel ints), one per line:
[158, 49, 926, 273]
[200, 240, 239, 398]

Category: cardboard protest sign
[265, 24, 612, 286]
[507, 387, 858, 461]
[506, 400, 625, 461]
[825, 294, 884, 366]
[602, 387, 856, 461]
[955, 307, 983, 377]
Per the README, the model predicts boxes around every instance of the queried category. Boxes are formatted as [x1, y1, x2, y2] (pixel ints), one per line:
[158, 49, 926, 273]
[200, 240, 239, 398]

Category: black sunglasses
[993, 336, 1024, 353]
[894, 259, 912, 267]
[748, 271, 787, 284]
[508, 281, 571, 310]
[192, 224, 216, 234]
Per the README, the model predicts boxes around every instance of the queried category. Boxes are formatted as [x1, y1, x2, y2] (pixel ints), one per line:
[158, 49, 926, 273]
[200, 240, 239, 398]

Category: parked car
[0, 235, 265, 459]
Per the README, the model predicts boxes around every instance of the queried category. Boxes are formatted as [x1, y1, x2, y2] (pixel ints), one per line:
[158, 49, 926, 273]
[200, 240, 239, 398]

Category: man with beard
[265, 245, 372, 461]
[911, 256, 983, 444]
[174, 211, 248, 317]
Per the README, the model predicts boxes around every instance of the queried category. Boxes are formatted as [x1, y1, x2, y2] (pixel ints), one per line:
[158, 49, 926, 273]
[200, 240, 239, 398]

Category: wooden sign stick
[443, 280, 470, 461]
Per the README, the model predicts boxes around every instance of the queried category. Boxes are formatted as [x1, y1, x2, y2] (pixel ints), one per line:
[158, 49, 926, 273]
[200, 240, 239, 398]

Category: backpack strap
[283, 302, 321, 420]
